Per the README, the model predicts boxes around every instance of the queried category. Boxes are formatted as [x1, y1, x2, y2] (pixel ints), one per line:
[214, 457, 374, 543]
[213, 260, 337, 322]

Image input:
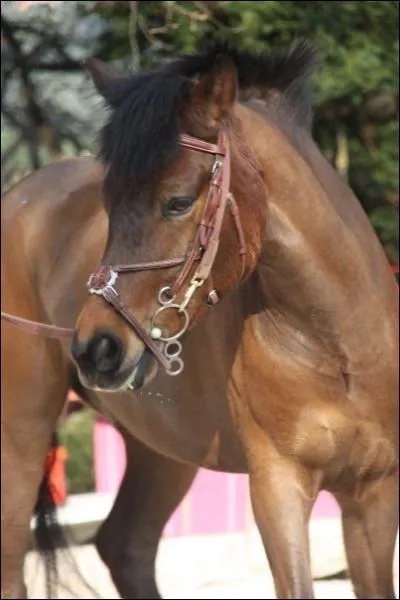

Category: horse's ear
[188, 55, 237, 131]
[83, 57, 125, 103]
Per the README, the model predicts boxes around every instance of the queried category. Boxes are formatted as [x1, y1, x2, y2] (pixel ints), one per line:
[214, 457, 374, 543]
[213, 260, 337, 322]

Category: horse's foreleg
[335, 467, 399, 599]
[1, 331, 69, 599]
[95, 434, 198, 599]
[246, 444, 318, 599]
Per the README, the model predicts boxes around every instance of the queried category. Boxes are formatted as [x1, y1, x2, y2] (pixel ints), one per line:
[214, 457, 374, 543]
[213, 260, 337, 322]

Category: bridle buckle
[179, 277, 204, 312]
[211, 158, 223, 181]
[88, 266, 119, 297]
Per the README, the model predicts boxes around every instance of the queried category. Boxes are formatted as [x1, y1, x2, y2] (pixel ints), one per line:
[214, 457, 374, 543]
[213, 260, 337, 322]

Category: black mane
[99, 41, 317, 190]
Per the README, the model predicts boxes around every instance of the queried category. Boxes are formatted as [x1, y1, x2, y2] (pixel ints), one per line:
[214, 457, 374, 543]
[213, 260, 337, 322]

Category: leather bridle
[1, 127, 247, 379]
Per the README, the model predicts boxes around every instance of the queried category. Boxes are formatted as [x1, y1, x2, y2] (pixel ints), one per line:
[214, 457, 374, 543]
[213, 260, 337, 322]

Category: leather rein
[1, 128, 246, 377]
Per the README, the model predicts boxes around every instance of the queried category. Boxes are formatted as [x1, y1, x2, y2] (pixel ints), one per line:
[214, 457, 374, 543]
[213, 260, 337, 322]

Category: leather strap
[169, 129, 231, 297]
[169, 243, 202, 298]
[1, 311, 74, 340]
[101, 290, 171, 370]
[112, 257, 185, 273]
[193, 131, 231, 282]
[180, 134, 223, 155]
[228, 194, 247, 278]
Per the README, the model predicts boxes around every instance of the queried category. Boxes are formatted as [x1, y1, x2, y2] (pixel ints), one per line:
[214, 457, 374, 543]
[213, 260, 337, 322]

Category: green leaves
[370, 206, 399, 263]
[2, 0, 398, 261]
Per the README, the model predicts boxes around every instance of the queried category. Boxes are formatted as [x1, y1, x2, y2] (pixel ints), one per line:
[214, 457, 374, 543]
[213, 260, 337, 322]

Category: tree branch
[1, 14, 45, 126]
[1, 135, 24, 167]
[129, 1, 140, 71]
[27, 60, 82, 71]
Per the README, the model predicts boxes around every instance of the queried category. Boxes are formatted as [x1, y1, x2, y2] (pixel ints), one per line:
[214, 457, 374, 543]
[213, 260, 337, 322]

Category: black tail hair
[33, 432, 66, 599]
[33, 432, 102, 599]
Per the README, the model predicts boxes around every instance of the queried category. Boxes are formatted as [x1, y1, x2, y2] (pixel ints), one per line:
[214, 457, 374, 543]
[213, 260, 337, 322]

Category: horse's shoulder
[2, 157, 104, 222]
[3, 155, 102, 199]
[37, 155, 103, 182]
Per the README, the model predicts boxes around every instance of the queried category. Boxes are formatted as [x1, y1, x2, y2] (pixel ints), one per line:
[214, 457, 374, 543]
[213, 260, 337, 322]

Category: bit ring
[150, 304, 189, 342]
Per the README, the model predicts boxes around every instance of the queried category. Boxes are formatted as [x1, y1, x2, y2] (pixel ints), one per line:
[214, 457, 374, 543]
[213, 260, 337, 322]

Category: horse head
[72, 52, 267, 391]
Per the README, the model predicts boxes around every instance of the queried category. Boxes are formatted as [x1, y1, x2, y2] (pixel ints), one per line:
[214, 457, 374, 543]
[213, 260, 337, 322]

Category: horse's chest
[230, 343, 397, 482]
[98, 383, 248, 471]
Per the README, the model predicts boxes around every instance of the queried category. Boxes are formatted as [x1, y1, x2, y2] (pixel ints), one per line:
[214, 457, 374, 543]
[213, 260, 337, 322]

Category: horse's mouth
[124, 349, 155, 390]
[77, 349, 156, 393]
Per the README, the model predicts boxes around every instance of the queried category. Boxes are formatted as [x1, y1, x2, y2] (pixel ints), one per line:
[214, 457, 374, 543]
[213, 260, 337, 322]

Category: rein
[0, 311, 74, 339]
[1, 127, 246, 378]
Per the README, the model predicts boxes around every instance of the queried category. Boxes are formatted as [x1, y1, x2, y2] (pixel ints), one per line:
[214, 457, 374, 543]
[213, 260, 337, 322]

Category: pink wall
[93, 416, 126, 494]
[93, 417, 340, 536]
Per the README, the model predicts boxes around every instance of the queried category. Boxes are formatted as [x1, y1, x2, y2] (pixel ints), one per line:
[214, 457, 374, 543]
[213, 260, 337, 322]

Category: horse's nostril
[88, 332, 123, 374]
[92, 337, 113, 364]
[71, 334, 86, 361]
[72, 331, 124, 377]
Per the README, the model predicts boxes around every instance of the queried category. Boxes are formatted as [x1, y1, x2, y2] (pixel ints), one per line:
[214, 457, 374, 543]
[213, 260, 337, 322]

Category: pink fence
[93, 416, 340, 537]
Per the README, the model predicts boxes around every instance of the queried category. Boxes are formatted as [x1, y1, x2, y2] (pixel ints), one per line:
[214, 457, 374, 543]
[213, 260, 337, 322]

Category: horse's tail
[33, 431, 101, 600]
[33, 432, 65, 599]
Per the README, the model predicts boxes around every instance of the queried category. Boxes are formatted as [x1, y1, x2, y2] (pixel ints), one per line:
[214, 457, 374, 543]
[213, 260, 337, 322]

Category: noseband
[87, 128, 246, 379]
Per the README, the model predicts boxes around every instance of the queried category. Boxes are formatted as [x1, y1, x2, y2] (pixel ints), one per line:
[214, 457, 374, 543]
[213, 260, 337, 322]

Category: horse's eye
[162, 196, 195, 218]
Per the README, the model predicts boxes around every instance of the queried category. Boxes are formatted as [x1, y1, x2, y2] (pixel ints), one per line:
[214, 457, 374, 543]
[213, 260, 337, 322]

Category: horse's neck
[237, 106, 393, 369]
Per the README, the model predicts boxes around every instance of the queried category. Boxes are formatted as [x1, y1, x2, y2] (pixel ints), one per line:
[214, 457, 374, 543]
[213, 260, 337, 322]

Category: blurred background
[1, 0, 399, 499]
[2, 1, 399, 262]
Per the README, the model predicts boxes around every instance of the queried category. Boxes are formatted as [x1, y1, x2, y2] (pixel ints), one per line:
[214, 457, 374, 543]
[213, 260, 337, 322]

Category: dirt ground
[25, 529, 399, 599]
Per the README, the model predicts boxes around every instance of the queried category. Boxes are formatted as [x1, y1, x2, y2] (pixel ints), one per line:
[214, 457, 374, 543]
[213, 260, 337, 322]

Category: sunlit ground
[25, 530, 399, 599]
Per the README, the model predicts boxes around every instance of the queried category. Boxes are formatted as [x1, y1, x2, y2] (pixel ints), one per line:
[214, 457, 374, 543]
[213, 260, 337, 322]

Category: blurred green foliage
[1, 0, 398, 261]
[59, 409, 96, 494]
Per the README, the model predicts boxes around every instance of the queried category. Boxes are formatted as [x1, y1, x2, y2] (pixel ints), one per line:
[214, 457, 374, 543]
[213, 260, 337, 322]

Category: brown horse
[1, 42, 398, 599]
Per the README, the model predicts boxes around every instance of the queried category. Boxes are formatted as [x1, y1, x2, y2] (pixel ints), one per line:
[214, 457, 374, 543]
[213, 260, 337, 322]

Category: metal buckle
[88, 267, 119, 297]
[211, 158, 223, 181]
[179, 277, 204, 312]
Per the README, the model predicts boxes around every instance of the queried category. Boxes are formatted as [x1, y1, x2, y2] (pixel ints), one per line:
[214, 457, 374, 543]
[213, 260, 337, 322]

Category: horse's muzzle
[71, 329, 154, 392]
